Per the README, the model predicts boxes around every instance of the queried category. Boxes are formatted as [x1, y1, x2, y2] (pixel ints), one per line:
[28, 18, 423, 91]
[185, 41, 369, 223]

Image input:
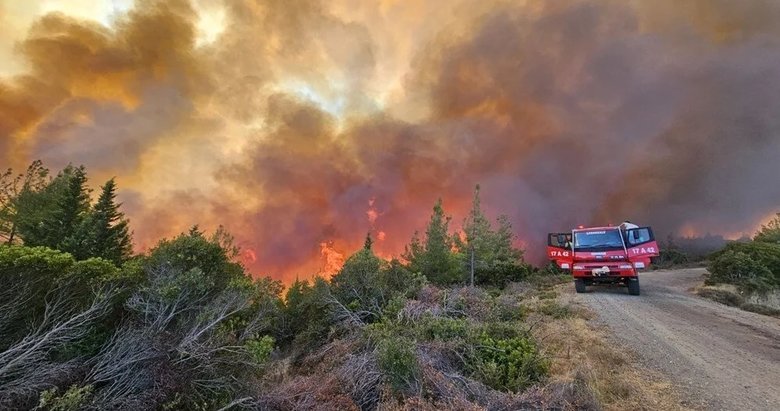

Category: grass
[531, 289, 688, 411]
[536, 301, 574, 319]
[740, 303, 780, 317]
[697, 284, 780, 318]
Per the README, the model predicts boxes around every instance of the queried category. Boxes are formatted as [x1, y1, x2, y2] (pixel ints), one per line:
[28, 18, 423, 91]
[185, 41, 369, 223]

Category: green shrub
[0, 245, 74, 284]
[654, 248, 690, 268]
[146, 229, 245, 294]
[377, 336, 420, 393]
[525, 265, 571, 289]
[707, 250, 775, 292]
[381, 295, 407, 321]
[420, 316, 470, 341]
[331, 251, 426, 323]
[245, 335, 275, 364]
[478, 321, 523, 340]
[284, 276, 334, 351]
[0, 246, 120, 346]
[754, 213, 780, 244]
[69, 257, 118, 289]
[534, 262, 566, 277]
[468, 333, 546, 391]
[537, 301, 574, 319]
[38, 384, 94, 411]
[474, 259, 533, 288]
[711, 241, 780, 285]
[490, 297, 526, 322]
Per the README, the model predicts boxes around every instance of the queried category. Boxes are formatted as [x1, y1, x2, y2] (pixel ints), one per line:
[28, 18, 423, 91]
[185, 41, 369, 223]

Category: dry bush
[256, 336, 380, 410]
[417, 285, 444, 305]
[0, 286, 117, 409]
[83, 282, 267, 409]
[531, 294, 685, 411]
[378, 395, 486, 411]
[336, 351, 383, 409]
[403, 285, 494, 323]
[541, 367, 601, 410]
[256, 373, 358, 411]
[449, 287, 492, 320]
[398, 298, 445, 323]
[502, 281, 534, 296]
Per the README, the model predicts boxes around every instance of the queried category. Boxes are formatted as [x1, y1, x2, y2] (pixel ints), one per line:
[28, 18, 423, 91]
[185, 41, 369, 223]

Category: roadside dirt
[569, 268, 780, 411]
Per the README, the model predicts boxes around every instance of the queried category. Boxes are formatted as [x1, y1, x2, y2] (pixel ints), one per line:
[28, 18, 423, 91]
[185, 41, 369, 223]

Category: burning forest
[2, 0, 780, 281]
[3, 2, 780, 410]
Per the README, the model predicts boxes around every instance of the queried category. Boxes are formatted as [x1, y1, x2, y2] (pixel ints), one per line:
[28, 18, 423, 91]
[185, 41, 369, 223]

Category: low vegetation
[700, 214, 780, 315]
[697, 285, 780, 318]
[531, 294, 686, 411]
[0, 161, 684, 409]
[652, 235, 692, 269]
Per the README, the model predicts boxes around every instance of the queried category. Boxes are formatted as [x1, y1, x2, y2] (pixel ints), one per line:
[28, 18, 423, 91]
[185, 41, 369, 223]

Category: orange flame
[242, 248, 258, 265]
[367, 197, 379, 225]
[319, 240, 345, 277]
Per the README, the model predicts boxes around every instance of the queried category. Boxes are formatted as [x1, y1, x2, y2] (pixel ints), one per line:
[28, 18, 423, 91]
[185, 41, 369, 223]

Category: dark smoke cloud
[2, 0, 779, 281]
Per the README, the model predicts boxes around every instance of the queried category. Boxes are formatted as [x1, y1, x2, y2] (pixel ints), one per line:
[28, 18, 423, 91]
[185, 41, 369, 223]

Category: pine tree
[464, 185, 492, 251]
[463, 184, 493, 280]
[16, 165, 91, 253]
[402, 230, 426, 277]
[493, 215, 518, 257]
[406, 199, 462, 284]
[83, 178, 133, 264]
[364, 232, 373, 251]
[51, 166, 93, 258]
[461, 185, 528, 286]
[0, 160, 49, 244]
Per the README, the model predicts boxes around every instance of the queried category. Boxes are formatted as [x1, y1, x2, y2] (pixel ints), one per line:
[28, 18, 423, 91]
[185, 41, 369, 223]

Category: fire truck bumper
[571, 264, 637, 278]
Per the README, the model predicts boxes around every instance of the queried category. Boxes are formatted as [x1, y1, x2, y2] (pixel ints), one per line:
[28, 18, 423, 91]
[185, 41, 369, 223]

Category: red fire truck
[547, 225, 659, 295]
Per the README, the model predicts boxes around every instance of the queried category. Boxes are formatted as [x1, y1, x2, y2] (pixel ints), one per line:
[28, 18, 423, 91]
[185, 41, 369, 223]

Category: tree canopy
[404, 199, 463, 285]
[755, 213, 780, 244]
[3, 163, 133, 265]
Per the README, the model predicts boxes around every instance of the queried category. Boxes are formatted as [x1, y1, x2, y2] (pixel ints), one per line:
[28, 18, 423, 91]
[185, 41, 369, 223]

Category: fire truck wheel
[627, 278, 640, 295]
[574, 279, 587, 293]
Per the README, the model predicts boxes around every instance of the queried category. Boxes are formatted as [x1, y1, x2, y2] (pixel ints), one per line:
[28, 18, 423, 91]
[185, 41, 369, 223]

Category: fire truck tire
[574, 279, 587, 293]
[627, 278, 640, 295]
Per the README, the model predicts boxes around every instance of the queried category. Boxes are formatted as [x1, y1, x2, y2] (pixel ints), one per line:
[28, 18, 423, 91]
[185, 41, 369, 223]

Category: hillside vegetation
[0, 162, 685, 410]
[699, 214, 780, 316]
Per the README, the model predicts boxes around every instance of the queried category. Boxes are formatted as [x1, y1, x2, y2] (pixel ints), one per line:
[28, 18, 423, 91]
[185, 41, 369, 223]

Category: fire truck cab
[547, 225, 659, 295]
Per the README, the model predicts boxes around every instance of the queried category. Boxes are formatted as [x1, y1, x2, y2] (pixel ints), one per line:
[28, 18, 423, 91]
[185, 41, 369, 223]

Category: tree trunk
[470, 247, 475, 287]
[5, 223, 14, 245]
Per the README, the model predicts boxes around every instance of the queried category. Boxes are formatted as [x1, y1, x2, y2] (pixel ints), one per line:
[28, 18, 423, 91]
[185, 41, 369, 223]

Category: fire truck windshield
[573, 230, 624, 250]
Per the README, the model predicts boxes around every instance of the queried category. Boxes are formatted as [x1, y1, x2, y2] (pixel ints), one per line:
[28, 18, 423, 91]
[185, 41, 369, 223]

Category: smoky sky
[1, 0, 779, 281]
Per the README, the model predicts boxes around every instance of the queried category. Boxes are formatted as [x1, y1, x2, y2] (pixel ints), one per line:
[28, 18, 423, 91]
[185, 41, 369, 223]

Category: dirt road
[571, 268, 780, 410]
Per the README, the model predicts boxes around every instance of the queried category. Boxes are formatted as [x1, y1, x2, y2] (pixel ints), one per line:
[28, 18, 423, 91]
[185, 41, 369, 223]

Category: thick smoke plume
[1, 0, 779, 282]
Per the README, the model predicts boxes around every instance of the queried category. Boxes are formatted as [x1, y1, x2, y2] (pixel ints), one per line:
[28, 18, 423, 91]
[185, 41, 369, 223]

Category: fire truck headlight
[634, 262, 645, 269]
[561, 263, 570, 269]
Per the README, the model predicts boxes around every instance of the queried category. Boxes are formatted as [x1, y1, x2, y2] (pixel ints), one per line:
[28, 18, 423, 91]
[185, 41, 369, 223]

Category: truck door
[624, 227, 659, 267]
[547, 232, 573, 269]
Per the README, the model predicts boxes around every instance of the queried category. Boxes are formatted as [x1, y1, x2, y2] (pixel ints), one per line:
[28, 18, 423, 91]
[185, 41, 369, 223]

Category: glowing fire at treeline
[2, 0, 780, 283]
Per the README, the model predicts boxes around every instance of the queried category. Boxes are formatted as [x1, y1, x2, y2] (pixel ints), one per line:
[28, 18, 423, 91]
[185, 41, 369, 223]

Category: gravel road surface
[571, 268, 780, 410]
